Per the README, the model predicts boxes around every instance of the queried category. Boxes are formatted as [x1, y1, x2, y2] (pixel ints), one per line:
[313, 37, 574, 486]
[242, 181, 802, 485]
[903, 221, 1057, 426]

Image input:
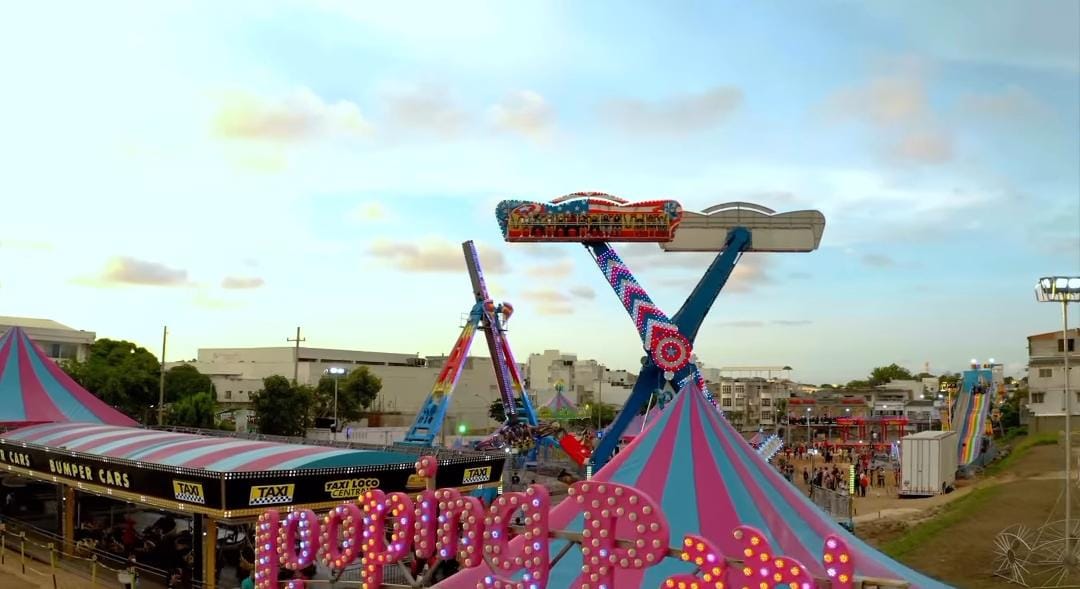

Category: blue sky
[0, 1, 1077, 384]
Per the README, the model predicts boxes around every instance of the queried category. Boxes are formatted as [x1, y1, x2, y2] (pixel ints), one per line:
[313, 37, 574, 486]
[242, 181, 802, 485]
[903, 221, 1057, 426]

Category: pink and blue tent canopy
[2, 423, 415, 472]
[601, 405, 663, 441]
[542, 390, 577, 412]
[0, 327, 136, 427]
[441, 384, 949, 588]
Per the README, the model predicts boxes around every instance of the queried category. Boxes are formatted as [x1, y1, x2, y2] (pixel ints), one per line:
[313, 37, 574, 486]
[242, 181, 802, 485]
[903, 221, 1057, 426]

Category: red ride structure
[496, 192, 683, 242]
[835, 416, 909, 448]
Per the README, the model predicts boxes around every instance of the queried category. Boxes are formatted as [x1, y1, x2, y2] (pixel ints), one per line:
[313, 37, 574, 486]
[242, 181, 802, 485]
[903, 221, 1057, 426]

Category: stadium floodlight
[1037, 276, 1080, 302]
[324, 367, 349, 435]
[1035, 275, 1079, 562]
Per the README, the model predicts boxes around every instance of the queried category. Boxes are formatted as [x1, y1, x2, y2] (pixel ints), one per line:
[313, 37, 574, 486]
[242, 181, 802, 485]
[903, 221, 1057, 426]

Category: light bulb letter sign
[481, 485, 551, 589]
[568, 480, 669, 587]
[279, 509, 320, 589]
[358, 490, 415, 587]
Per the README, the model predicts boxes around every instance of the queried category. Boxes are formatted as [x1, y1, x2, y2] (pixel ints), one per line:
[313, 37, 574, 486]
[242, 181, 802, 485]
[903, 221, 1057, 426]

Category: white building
[525, 350, 634, 408]
[710, 376, 796, 431]
[921, 377, 940, 395]
[1026, 328, 1080, 432]
[187, 346, 515, 434]
[0, 316, 95, 362]
[878, 380, 926, 401]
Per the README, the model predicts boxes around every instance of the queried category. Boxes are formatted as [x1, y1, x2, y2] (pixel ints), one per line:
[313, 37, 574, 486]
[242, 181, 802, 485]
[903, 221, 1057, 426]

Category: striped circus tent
[441, 383, 949, 588]
[0, 327, 136, 427]
[541, 389, 578, 419]
[2, 422, 414, 471]
[602, 405, 663, 441]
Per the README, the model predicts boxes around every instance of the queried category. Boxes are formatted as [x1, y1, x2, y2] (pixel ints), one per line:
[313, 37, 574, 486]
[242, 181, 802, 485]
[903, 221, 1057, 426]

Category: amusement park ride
[400, 241, 591, 465]
[497, 192, 826, 470]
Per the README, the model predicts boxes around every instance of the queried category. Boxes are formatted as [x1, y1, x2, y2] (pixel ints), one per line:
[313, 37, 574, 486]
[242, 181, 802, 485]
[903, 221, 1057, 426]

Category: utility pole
[158, 326, 167, 426]
[287, 327, 305, 385]
[597, 367, 605, 431]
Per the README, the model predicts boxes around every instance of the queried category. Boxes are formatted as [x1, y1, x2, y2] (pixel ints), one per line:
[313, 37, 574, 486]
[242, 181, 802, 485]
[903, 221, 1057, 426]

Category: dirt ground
[817, 443, 1079, 588]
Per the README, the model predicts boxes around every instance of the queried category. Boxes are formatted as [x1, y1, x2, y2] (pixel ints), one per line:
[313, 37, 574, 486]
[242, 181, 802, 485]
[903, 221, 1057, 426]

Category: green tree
[999, 387, 1028, 432]
[312, 367, 382, 422]
[250, 375, 315, 436]
[939, 372, 961, 389]
[819, 384, 835, 389]
[61, 338, 159, 421]
[488, 398, 529, 424]
[773, 398, 789, 423]
[489, 399, 507, 423]
[572, 403, 618, 429]
[869, 364, 914, 386]
[845, 379, 871, 389]
[164, 364, 214, 403]
[166, 391, 218, 429]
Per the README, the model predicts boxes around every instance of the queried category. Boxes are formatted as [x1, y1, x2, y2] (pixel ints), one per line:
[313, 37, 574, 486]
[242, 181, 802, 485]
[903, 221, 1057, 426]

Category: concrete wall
[1028, 415, 1080, 435]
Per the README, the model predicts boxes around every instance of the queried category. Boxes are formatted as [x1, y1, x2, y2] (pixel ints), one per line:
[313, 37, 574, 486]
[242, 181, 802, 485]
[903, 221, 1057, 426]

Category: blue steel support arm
[671, 227, 752, 343]
[592, 364, 661, 472]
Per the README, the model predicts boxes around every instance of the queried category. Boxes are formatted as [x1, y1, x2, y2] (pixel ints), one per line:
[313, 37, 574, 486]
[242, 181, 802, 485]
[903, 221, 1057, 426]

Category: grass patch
[882, 485, 1001, 558]
[881, 433, 1058, 558]
[983, 432, 1058, 477]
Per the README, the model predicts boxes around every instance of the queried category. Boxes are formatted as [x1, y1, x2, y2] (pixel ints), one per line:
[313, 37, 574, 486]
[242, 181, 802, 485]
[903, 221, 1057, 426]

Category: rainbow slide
[955, 368, 994, 466]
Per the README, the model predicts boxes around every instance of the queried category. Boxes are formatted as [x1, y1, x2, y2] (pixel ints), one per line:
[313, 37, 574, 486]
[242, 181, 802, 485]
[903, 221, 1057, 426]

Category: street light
[325, 367, 348, 437]
[1036, 275, 1080, 562]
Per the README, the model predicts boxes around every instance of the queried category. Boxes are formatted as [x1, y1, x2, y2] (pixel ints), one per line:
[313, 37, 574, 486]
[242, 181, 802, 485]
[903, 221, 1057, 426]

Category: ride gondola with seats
[497, 192, 683, 242]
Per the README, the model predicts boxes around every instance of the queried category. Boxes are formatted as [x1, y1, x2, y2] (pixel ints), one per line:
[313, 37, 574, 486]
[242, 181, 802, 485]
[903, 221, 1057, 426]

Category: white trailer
[899, 430, 958, 497]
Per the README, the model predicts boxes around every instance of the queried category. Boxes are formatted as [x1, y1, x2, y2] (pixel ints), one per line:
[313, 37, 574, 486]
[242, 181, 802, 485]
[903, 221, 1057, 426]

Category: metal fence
[0, 515, 182, 587]
[809, 485, 855, 531]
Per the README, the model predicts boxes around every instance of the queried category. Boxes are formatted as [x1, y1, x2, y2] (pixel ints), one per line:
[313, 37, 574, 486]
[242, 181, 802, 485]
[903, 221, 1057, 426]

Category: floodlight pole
[1063, 299, 1072, 563]
[158, 326, 167, 426]
[1037, 276, 1078, 564]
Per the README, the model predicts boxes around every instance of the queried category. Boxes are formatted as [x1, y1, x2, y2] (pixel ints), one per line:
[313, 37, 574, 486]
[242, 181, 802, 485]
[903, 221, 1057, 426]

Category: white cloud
[825, 60, 953, 165]
[221, 276, 265, 289]
[369, 239, 508, 274]
[569, 285, 595, 299]
[381, 84, 468, 137]
[601, 87, 743, 136]
[525, 260, 574, 279]
[853, 2, 1080, 73]
[348, 202, 390, 223]
[214, 88, 372, 141]
[960, 85, 1052, 120]
[79, 257, 191, 287]
[861, 253, 896, 268]
[489, 90, 554, 140]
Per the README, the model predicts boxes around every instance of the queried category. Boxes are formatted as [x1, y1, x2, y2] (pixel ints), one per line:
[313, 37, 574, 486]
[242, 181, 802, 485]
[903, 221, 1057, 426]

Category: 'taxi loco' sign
[254, 456, 857, 589]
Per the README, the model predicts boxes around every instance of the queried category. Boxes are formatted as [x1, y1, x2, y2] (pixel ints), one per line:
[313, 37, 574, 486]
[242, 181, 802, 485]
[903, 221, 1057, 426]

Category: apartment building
[0, 316, 95, 362]
[525, 349, 634, 408]
[710, 376, 797, 431]
[1026, 328, 1080, 432]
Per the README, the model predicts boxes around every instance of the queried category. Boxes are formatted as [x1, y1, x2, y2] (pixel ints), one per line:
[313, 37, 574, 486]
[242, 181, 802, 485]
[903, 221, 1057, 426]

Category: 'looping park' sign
[254, 456, 858, 589]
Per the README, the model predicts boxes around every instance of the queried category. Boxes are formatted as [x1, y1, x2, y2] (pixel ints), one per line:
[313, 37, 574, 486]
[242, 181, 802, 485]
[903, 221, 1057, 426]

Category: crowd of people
[771, 442, 903, 500]
[74, 514, 196, 587]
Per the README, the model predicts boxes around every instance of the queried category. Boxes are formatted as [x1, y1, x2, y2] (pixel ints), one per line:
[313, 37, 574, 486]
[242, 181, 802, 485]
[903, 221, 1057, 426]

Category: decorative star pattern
[593, 247, 692, 374]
